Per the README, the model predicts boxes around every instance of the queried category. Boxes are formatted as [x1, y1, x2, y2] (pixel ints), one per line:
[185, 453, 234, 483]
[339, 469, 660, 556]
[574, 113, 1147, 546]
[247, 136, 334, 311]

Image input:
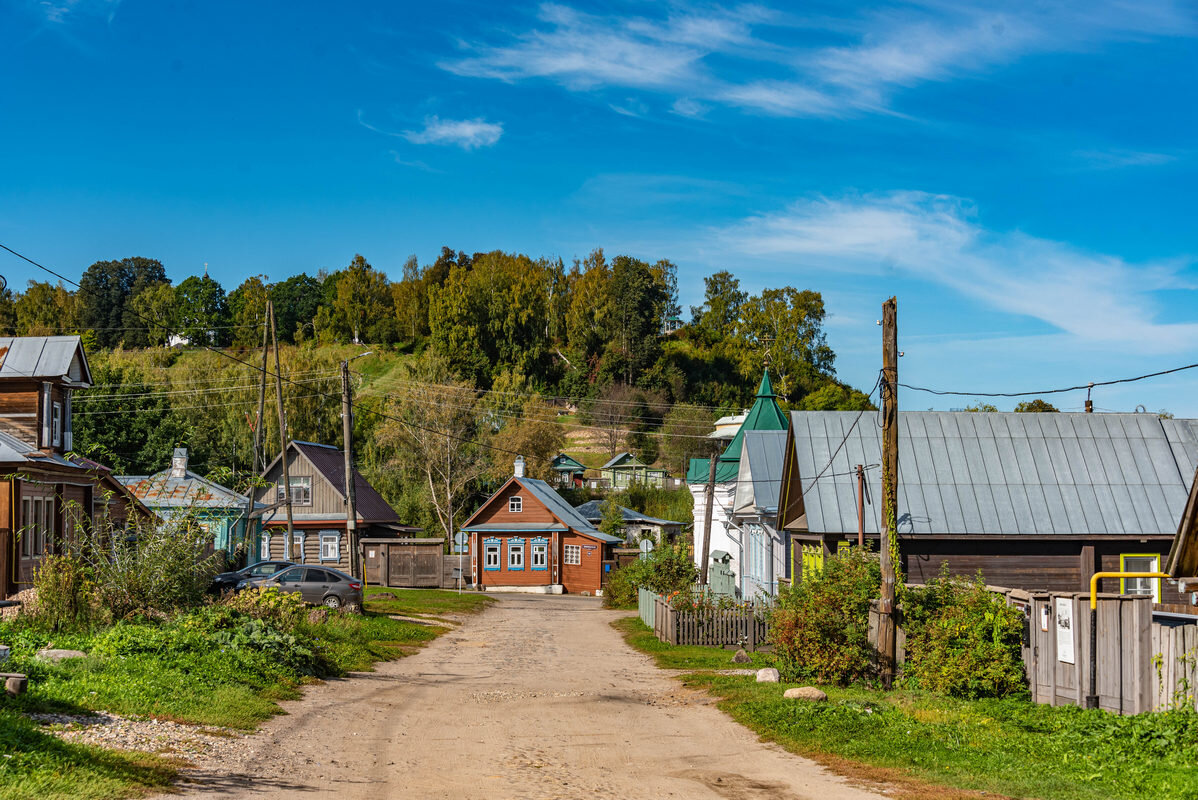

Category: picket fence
[639, 589, 770, 649]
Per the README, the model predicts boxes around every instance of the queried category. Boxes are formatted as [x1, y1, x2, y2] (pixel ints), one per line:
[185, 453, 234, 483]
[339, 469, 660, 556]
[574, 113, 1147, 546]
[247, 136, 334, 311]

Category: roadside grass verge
[364, 587, 493, 618]
[612, 617, 770, 670]
[616, 616, 1198, 800]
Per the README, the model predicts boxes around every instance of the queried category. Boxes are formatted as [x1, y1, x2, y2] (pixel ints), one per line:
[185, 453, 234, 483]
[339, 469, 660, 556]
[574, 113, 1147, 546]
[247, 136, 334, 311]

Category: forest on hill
[8, 248, 873, 537]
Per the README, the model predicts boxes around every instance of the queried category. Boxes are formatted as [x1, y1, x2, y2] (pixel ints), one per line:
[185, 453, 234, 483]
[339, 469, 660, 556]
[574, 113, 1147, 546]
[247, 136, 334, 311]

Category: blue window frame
[508, 538, 525, 571]
[530, 537, 548, 571]
[483, 537, 501, 571]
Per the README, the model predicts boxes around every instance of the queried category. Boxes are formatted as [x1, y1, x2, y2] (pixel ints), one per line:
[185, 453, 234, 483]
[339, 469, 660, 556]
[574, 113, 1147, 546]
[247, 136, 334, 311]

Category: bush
[769, 548, 880, 685]
[602, 543, 697, 608]
[221, 587, 306, 630]
[31, 553, 97, 631]
[902, 568, 1026, 699]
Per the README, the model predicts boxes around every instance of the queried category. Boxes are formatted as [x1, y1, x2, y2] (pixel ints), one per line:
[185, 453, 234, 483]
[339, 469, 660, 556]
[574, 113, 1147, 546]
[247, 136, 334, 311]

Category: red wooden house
[463, 457, 621, 594]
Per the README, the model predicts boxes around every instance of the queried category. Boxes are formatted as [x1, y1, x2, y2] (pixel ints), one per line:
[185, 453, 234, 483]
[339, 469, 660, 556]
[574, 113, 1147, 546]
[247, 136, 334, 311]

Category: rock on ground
[756, 668, 780, 683]
[784, 686, 828, 701]
[35, 648, 88, 663]
[732, 648, 752, 663]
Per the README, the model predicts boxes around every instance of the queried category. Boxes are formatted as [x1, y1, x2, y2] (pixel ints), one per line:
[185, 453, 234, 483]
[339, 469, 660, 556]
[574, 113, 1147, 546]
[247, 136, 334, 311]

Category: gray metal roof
[734, 430, 788, 515]
[514, 477, 622, 543]
[117, 470, 255, 511]
[462, 522, 569, 533]
[573, 500, 682, 527]
[789, 411, 1198, 537]
[0, 336, 91, 385]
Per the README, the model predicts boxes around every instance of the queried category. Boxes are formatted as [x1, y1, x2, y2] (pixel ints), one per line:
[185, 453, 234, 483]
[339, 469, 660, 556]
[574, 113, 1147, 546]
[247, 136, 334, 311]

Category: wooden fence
[1152, 620, 1198, 711]
[646, 593, 770, 649]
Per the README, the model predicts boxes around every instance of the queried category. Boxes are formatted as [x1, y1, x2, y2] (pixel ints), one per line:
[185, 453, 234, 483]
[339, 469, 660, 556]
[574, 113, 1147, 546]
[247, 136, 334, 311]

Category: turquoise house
[118, 448, 261, 562]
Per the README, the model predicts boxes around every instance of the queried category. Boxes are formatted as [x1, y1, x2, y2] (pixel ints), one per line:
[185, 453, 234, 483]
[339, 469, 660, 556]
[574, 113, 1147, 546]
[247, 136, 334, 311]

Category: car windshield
[275, 569, 303, 583]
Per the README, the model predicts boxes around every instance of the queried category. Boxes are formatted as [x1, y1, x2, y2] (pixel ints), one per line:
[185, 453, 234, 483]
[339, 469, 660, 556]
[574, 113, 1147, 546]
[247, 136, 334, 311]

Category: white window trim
[484, 538, 501, 571]
[564, 544, 581, 566]
[293, 531, 305, 561]
[508, 538, 525, 571]
[1120, 554, 1161, 602]
[277, 476, 313, 507]
[531, 539, 548, 571]
[260, 532, 271, 561]
[509, 496, 522, 513]
[319, 530, 340, 562]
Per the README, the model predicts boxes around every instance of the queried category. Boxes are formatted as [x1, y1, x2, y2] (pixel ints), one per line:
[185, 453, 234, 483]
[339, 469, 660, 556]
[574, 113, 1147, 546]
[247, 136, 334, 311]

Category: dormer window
[51, 402, 62, 448]
[509, 496, 522, 513]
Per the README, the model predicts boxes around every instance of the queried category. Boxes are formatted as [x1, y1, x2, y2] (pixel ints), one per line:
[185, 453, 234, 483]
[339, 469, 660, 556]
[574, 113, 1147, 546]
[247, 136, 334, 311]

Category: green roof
[552, 453, 586, 472]
[687, 369, 787, 485]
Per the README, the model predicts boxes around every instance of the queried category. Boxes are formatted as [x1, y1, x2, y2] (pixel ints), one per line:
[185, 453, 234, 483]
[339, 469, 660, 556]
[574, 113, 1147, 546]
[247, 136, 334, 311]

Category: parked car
[239, 565, 363, 609]
[210, 560, 294, 595]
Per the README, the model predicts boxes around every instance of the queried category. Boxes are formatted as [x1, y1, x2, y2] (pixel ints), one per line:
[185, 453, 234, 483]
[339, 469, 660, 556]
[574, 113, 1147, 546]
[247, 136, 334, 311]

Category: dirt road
[164, 595, 886, 800]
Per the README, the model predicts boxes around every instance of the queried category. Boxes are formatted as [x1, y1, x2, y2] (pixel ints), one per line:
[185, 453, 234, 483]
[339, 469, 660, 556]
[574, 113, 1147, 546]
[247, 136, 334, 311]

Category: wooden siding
[1098, 546, 1183, 605]
[904, 539, 1081, 590]
[472, 532, 556, 588]
[261, 524, 353, 572]
[256, 449, 346, 516]
[472, 482, 556, 527]
[560, 531, 604, 594]
[0, 386, 38, 444]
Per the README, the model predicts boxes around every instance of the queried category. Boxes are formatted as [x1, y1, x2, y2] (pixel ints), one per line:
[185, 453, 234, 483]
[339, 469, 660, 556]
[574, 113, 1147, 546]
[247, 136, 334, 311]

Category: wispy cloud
[441, 2, 1194, 119]
[401, 116, 503, 149]
[719, 191, 1198, 352]
[37, 0, 121, 24]
[1073, 148, 1179, 170]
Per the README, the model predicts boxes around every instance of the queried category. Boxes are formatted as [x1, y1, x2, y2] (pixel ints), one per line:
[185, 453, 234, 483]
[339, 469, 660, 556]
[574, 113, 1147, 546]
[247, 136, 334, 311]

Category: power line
[899, 362, 1198, 399]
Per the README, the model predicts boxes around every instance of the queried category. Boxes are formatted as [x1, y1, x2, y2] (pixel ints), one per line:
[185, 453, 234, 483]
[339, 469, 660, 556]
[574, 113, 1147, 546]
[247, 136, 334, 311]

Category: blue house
[118, 448, 260, 561]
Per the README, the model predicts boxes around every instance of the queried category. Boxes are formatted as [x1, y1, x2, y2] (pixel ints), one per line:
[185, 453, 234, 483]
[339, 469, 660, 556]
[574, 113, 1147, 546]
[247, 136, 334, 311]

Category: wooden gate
[363, 538, 445, 589]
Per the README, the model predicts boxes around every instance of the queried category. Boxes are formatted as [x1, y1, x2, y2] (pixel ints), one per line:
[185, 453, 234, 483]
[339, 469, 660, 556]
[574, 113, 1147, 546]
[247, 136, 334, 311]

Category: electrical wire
[899, 362, 1198, 399]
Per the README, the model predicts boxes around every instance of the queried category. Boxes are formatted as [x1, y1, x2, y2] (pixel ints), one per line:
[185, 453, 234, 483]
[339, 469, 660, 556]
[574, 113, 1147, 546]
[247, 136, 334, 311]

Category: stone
[783, 686, 828, 702]
[307, 607, 329, 625]
[755, 668, 780, 683]
[732, 649, 752, 664]
[35, 648, 87, 663]
[0, 645, 9, 664]
[5, 676, 27, 696]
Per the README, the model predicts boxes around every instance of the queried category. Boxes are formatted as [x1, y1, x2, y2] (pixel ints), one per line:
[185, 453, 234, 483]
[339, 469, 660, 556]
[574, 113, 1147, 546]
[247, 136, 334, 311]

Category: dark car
[239, 565, 363, 609]
[210, 560, 294, 595]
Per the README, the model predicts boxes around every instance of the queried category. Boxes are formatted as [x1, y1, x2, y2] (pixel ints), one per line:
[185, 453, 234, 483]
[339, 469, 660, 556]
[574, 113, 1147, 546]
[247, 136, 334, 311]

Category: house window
[531, 537, 548, 571]
[564, 544, 581, 565]
[320, 530, 340, 562]
[508, 538, 525, 571]
[1120, 554, 1161, 602]
[51, 402, 62, 447]
[20, 498, 31, 557]
[509, 496, 522, 513]
[277, 476, 312, 506]
[484, 538, 501, 571]
[293, 531, 305, 561]
[260, 533, 271, 561]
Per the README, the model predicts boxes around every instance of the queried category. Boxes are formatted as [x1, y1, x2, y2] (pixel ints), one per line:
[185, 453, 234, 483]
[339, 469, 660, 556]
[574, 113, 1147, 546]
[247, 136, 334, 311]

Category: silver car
[240, 565, 363, 609]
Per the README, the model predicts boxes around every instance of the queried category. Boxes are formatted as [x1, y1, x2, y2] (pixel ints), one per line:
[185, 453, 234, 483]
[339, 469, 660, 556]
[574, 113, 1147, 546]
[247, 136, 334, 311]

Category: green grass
[612, 617, 771, 670]
[0, 710, 177, 800]
[615, 616, 1198, 800]
[364, 587, 494, 618]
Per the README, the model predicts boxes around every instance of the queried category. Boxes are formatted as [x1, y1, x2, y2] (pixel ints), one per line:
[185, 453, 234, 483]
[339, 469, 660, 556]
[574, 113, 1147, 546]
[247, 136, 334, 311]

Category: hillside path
[158, 595, 887, 800]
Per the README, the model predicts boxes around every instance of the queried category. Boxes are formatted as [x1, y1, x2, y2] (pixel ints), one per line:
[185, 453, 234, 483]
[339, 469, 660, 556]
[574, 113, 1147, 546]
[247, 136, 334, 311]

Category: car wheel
[323, 595, 342, 609]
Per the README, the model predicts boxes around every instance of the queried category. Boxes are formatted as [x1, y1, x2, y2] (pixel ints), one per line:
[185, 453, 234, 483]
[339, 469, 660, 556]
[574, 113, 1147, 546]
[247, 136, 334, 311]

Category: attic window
[509, 496, 522, 513]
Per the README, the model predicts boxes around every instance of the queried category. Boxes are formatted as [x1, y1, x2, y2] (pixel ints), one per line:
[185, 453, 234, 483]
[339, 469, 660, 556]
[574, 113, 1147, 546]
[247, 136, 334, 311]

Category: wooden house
[0, 336, 154, 597]
[778, 411, 1198, 605]
[118, 448, 260, 562]
[551, 453, 586, 489]
[600, 452, 669, 489]
[464, 457, 622, 594]
[254, 441, 416, 573]
[731, 429, 789, 598]
[573, 500, 683, 545]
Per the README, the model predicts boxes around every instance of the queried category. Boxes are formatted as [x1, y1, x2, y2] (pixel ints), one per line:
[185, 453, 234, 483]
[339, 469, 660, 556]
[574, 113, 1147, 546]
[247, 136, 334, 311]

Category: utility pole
[341, 359, 360, 579]
[699, 440, 719, 586]
[253, 308, 269, 474]
[269, 300, 295, 560]
[879, 297, 899, 688]
[856, 464, 865, 549]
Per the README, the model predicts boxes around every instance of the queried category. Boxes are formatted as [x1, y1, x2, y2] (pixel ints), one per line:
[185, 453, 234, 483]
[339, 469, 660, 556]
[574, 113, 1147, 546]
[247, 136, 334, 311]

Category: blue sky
[1, 0, 1196, 414]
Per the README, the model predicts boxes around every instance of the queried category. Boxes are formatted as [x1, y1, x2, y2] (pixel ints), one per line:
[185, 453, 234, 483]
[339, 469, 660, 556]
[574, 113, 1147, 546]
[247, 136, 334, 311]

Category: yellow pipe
[1089, 571, 1168, 610]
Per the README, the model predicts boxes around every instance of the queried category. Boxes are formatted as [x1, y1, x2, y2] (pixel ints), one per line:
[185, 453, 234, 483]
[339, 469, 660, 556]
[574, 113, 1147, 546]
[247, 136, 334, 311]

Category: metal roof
[688, 370, 787, 485]
[288, 441, 399, 523]
[0, 336, 91, 386]
[117, 470, 255, 510]
[734, 430, 788, 515]
[573, 500, 682, 527]
[789, 411, 1198, 537]
[514, 477, 623, 543]
[462, 522, 569, 532]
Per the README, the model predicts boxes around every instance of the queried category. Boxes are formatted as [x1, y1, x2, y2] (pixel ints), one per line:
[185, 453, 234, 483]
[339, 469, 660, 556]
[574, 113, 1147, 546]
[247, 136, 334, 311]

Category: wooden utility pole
[253, 309, 269, 474]
[341, 359, 360, 579]
[699, 442, 719, 586]
[269, 300, 295, 560]
[879, 297, 899, 688]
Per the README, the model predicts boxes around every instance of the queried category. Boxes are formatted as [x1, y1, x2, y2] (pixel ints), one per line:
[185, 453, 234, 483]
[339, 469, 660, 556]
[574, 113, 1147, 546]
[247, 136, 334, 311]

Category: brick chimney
[514, 455, 525, 478]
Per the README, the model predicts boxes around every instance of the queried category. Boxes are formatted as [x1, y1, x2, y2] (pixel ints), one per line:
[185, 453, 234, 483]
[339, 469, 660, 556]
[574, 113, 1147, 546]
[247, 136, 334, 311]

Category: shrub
[902, 568, 1026, 699]
[769, 548, 881, 685]
[602, 543, 697, 608]
[31, 553, 97, 631]
[221, 587, 306, 630]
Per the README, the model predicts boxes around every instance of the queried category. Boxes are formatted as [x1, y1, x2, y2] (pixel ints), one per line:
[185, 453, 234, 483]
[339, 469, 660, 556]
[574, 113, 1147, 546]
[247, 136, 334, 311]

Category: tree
[391, 255, 425, 341]
[79, 257, 168, 348]
[16, 281, 81, 335]
[228, 276, 270, 348]
[737, 287, 834, 401]
[798, 382, 875, 412]
[0, 288, 17, 335]
[691, 270, 746, 340]
[604, 255, 665, 385]
[564, 250, 610, 369]
[271, 273, 324, 343]
[661, 404, 718, 475]
[1014, 398, 1059, 413]
[486, 396, 566, 482]
[651, 259, 681, 323]
[128, 283, 179, 346]
[332, 254, 394, 343]
[963, 403, 999, 412]
[176, 274, 232, 346]
[598, 499, 625, 539]
[586, 383, 639, 459]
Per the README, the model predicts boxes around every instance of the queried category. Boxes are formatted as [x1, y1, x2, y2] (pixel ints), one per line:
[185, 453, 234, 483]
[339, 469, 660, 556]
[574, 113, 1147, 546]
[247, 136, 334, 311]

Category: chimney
[170, 448, 188, 478]
[514, 455, 526, 478]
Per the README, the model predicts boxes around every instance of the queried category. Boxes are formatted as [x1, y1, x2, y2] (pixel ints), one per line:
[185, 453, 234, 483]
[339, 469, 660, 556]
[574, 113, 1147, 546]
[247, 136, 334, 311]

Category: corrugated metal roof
[462, 522, 569, 532]
[789, 411, 1198, 536]
[117, 470, 254, 510]
[0, 336, 91, 385]
[515, 477, 622, 543]
[573, 500, 682, 527]
[734, 430, 788, 515]
[0, 429, 84, 468]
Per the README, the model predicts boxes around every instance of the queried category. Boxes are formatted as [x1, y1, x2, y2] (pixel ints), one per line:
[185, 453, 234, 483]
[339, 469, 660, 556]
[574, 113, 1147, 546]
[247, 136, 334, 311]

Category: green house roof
[552, 453, 586, 472]
[687, 369, 787, 485]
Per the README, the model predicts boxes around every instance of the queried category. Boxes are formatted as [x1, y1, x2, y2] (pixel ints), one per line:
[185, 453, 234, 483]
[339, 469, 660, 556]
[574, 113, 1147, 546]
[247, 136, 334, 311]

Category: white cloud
[440, 2, 1194, 119]
[719, 191, 1198, 352]
[37, 0, 121, 23]
[401, 116, 503, 150]
[1073, 148, 1179, 169]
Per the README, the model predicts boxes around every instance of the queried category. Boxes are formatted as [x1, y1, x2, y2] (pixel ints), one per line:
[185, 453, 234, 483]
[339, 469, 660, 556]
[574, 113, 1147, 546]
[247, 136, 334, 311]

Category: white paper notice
[1055, 597, 1075, 664]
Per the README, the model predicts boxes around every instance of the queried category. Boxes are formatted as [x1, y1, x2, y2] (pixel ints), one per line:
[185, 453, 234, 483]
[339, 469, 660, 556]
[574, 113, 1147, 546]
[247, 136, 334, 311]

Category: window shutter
[40, 383, 51, 448]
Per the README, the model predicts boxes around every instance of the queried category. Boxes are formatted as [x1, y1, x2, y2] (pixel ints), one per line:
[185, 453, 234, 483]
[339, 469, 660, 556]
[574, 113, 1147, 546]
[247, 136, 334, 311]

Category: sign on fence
[1055, 597, 1075, 664]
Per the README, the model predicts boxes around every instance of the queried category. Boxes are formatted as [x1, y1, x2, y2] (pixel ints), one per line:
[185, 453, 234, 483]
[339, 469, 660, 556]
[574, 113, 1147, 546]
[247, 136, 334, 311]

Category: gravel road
[159, 595, 887, 800]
